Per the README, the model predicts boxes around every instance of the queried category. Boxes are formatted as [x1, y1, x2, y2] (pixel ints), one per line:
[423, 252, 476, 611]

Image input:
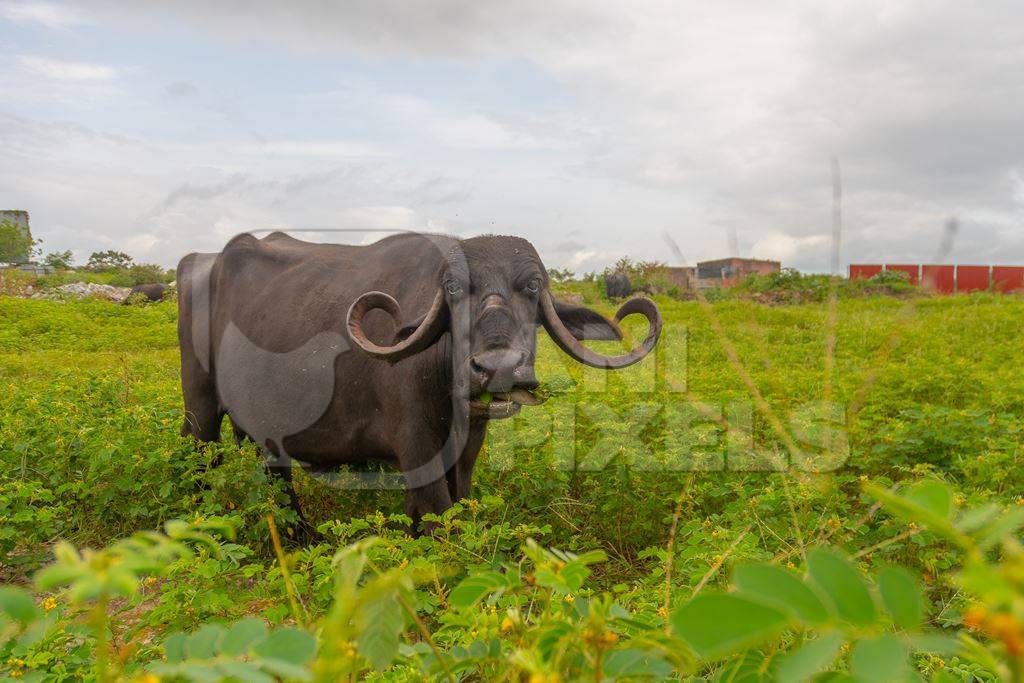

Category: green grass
[1, 292, 1022, 679]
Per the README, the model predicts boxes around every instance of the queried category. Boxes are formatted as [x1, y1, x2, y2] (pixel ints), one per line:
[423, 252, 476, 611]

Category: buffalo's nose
[470, 349, 538, 392]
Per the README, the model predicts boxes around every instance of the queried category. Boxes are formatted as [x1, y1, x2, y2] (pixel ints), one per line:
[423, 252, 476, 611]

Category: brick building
[694, 257, 781, 288]
[0, 210, 32, 263]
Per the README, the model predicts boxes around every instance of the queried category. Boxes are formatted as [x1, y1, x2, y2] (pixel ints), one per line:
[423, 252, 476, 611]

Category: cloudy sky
[1, 1, 1022, 272]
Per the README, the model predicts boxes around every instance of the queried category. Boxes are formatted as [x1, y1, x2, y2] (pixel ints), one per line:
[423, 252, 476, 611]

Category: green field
[1, 291, 1023, 681]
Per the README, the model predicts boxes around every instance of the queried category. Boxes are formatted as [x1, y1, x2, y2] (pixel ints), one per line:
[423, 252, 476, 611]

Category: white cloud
[750, 232, 830, 263]
[236, 139, 382, 159]
[1, 2, 86, 29]
[381, 94, 573, 151]
[5, 1, 1024, 271]
[17, 55, 116, 81]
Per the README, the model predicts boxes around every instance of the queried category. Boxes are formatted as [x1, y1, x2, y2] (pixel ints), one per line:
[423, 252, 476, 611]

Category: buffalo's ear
[395, 311, 428, 342]
[548, 300, 622, 341]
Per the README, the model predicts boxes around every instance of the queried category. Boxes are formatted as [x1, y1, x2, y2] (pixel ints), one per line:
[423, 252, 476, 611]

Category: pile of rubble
[32, 282, 132, 302]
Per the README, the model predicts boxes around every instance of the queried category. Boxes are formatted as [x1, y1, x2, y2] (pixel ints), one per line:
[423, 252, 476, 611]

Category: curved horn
[540, 291, 662, 369]
[347, 288, 447, 363]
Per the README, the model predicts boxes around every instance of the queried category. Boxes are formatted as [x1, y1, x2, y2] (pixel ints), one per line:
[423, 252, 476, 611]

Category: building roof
[696, 256, 781, 267]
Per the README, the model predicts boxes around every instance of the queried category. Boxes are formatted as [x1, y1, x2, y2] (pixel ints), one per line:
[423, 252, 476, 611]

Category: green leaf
[776, 631, 844, 683]
[356, 593, 405, 671]
[850, 633, 908, 682]
[956, 504, 1000, 533]
[715, 651, 772, 682]
[33, 564, 83, 591]
[217, 661, 275, 683]
[806, 548, 877, 626]
[259, 657, 314, 681]
[184, 623, 224, 660]
[253, 627, 317, 666]
[865, 483, 968, 548]
[878, 567, 923, 630]
[733, 563, 828, 624]
[906, 633, 961, 656]
[536, 622, 574, 658]
[975, 507, 1024, 550]
[162, 632, 186, 663]
[0, 586, 40, 626]
[905, 480, 954, 519]
[602, 649, 673, 679]
[449, 571, 509, 609]
[671, 593, 788, 660]
[177, 663, 222, 683]
[220, 617, 268, 656]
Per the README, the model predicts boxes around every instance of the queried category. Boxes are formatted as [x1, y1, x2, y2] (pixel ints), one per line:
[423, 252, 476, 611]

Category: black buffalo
[177, 232, 661, 534]
[123, 282, 169, 303]
[605, 272, 633, 298]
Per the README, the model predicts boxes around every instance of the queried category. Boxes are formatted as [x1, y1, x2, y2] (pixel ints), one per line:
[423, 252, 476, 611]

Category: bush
[728, 268, 919, 303]
[599, 257, 673, 298]
[106, 263, 173, 287]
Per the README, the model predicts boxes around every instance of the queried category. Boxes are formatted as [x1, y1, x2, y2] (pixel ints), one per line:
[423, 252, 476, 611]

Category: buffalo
[605, 272, 633, 298]
[177, 232, 661, 535]
[123, 282, 169, 303]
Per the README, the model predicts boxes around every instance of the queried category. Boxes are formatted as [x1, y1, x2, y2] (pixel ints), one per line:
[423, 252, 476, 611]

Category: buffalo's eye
[525, 277, 541, 294]
[445, 279, 463, 296]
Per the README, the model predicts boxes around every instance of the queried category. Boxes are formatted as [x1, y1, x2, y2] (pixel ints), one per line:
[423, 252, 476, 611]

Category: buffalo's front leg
[446, 424, 486, 504]
[264, 441, 316, 544]
[403, 477, 453, 535]
[400, 427, 463, 534]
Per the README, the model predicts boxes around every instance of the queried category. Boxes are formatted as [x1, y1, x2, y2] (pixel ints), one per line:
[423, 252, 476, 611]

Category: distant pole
[830, 157, 842, 276]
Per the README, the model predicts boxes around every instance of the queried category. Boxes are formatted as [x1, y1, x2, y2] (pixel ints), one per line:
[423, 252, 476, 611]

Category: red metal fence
[848, 264, 1024, 294]
[848, 264, 882, 280]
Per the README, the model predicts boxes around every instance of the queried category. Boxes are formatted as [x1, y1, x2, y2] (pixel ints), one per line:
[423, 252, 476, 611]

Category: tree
[0, 219, 36, 264]
[43, 250, 74, 270]
[86, 250, 134, 272]
[546, 267, 576, 283]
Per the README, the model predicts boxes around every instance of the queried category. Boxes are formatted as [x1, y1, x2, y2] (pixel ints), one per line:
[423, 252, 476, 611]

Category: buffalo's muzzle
[469, 348, 538, 394]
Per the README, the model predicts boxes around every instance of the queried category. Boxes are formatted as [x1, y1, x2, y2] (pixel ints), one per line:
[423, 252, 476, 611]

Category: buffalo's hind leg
[180, 384, 224, 442]
[181, 381, 224, 471]
[264, 440, 317, 544]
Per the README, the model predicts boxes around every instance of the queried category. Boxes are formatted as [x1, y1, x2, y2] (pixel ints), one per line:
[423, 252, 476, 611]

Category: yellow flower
[657, 606, 668, 618]
[399, 558, 409, 569]
[563, 594, 575, 604]
[501, 616, 515, 632]
[42, 597, 57, 611]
